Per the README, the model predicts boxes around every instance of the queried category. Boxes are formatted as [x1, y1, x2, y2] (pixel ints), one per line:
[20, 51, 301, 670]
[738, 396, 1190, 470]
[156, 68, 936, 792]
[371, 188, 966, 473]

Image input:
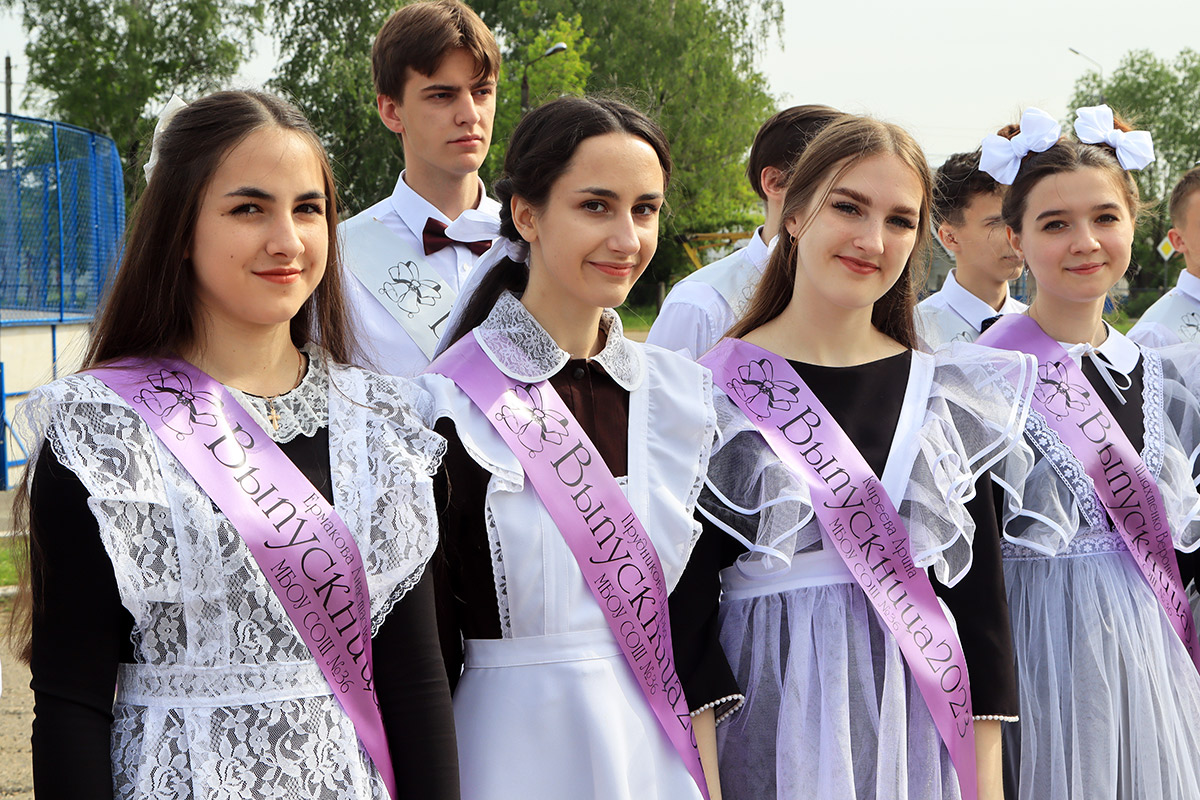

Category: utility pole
[2, 54, 10, 428]
[5, 54, 13, 172]
[521, 42, 568, 114]
[1068, 47, 1106, 104]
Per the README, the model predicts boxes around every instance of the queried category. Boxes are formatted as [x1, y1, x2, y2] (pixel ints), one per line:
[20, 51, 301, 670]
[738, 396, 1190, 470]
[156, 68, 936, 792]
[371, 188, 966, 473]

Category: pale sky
[762, 0, 1199, 164]
[3, 0, 1199, 166]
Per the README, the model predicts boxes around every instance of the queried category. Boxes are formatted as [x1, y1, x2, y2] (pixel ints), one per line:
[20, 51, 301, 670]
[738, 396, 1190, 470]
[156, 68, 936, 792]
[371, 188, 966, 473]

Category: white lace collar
[225, 345, 328, 443]
[939, 269, 1023, 331]
[473, 291, 645, 390]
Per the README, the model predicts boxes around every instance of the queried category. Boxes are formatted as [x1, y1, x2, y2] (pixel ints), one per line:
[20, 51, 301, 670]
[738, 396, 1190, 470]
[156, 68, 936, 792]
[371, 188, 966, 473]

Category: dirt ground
[0, 486, 31, 797]
[0, 606, 32, 799]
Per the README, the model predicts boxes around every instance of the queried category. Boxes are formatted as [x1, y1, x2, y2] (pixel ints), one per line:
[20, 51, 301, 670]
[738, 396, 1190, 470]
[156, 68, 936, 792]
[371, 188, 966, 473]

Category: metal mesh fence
[0, 113, 124, 325]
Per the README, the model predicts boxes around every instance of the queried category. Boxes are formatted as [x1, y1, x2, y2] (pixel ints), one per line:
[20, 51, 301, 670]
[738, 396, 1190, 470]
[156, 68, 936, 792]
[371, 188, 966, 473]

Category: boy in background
[1129, 167, 1200, 346]
[340, 0, 501, 376]
[916, 149, 1026, 348]
[646, 105, 840, 359]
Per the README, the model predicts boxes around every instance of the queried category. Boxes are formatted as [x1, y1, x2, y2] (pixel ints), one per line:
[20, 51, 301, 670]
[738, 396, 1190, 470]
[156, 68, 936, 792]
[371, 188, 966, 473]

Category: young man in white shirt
[646, 105, 841, 359]
[916, 150, 1027, 349]
[1129, 167, 1200, 347]
[340, 0, 501, 376]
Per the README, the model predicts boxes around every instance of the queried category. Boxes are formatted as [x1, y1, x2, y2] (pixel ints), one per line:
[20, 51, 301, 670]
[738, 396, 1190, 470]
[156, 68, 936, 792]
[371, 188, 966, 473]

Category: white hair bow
[143, 94, 188, 185]
[1073, 105, 1155, 171]
[434, 209, 530, 357]
[979, 107, 1062, 185]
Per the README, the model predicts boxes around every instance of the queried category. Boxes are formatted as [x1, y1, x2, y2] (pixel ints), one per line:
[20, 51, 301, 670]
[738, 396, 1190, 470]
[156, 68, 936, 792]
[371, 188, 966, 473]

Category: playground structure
[0, 112, 124, 489]
[675, 231, 754, 272]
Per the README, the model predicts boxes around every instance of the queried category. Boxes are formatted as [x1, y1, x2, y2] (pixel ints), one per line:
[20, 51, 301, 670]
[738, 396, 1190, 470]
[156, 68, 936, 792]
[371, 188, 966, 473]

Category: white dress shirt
[340, 171, 502, 377]
[646, 227, 774, 360]
[915, 269, 1028, 350]
[1127, 270, 1200, 348]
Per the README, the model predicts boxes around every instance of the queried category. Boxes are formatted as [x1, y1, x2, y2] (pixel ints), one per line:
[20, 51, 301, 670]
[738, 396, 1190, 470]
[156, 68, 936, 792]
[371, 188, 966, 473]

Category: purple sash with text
[90, 358, 397, 799]
[700, 338, 978, 800]
[977, 313, 1200, 671]
[428, 334, 711, 799]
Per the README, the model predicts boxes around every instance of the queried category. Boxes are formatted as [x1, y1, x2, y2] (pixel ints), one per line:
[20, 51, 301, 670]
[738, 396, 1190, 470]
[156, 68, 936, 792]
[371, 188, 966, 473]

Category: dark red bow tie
[422, 217, 492, 257]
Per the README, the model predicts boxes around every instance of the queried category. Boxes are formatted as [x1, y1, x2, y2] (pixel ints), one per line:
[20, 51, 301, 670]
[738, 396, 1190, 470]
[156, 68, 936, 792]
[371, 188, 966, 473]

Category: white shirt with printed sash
[1128, 270, 1200, 348]
[340, 171, 502, 377]
[916, 269, 1027, 350]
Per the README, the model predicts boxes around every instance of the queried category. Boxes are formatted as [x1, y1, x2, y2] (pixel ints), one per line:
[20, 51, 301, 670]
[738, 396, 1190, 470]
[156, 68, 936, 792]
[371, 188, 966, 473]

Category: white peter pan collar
[940, 269, 1023, 332]
[387, 169, 502, 239]
[1058, 322, 1141, 404]
[473, 291, 646, 390]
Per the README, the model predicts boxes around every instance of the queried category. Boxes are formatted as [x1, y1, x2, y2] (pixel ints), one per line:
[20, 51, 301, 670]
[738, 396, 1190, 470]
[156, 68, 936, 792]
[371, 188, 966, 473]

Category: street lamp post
[521, 42, 568, 113]
[1068, 47, 1105, 104]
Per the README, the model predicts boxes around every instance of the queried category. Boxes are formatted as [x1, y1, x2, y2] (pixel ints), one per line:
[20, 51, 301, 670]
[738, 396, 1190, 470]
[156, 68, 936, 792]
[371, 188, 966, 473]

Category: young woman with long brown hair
[420, 95, 739, 799]
[12, 90, 458, 799]
[690, 114, 1036, 800]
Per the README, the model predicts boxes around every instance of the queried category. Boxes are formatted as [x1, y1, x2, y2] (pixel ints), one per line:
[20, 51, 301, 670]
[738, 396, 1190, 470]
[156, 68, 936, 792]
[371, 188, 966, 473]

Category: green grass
[620, 299, 1142, 337]
[617, 302, 659, 333]
[1105, 307, 1136, 335]
[0, 540, 20, 586]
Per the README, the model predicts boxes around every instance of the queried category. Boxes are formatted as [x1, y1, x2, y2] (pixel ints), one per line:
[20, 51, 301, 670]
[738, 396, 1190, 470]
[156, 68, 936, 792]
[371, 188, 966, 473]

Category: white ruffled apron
[454, 629, 702, 800]
[998, 343, 1200, 800]
[18, 354, 441, 800]
[418, 295, 719, 800]
[708, 344, 1036, 800]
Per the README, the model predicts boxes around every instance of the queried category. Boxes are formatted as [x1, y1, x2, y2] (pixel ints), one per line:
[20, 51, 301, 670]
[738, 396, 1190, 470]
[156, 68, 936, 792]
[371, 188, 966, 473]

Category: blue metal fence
[1, 112, 125, 488]
[1, 112, 125, 325]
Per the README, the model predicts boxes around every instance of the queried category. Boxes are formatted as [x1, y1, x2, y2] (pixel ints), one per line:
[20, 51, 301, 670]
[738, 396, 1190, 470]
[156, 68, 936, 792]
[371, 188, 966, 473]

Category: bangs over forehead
[372, 0, 500, 101]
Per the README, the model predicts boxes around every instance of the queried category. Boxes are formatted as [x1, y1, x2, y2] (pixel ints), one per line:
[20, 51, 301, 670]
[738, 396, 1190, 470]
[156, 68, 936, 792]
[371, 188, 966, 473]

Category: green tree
[6, 0, 263, 203]
[268, 0, 591, 217]
[486, 4, 592, 188]
[267, 0, 398, 216]
[475, 0, 782, 298]
[1069, 48, 1200, 291]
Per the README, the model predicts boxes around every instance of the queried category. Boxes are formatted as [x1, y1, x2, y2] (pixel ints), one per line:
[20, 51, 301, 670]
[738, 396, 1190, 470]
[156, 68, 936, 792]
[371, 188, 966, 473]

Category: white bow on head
[434, 209, 531, 357]
[1073, 105, 1155, 171]
[143, 94, 189, 185]
[979, 107, 1062, 185]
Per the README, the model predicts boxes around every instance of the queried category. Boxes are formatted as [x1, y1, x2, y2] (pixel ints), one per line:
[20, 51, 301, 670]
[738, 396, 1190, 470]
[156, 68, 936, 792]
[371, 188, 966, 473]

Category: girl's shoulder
[324, 356, 437, 423]
[926, 340, 1039, 385]
[17, 371, 138, 449]
[923, 341, 1038, 423]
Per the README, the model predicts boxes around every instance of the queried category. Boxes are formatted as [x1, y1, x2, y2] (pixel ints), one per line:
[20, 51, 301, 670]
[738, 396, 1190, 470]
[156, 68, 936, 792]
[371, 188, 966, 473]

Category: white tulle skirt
[453, 630, 703, 800]
[716, 565, 961, 800]
[1003, 545, 1200, 800]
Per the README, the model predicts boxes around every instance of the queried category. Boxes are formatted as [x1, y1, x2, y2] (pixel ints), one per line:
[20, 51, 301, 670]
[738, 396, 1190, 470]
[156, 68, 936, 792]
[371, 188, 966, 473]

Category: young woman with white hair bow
[976, 104, 1200, 800]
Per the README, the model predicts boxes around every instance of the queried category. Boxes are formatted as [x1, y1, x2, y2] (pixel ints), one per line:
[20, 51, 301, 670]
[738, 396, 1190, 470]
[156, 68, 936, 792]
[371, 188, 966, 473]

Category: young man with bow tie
[340, 0, 502, 376]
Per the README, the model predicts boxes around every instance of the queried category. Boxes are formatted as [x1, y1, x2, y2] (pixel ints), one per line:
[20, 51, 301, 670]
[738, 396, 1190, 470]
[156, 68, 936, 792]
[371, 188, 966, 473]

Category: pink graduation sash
[428, 334, 711, 799]
[977, 313, 1200, 671]
[89, 358, 397, 799]
[700, 338, 978, 800]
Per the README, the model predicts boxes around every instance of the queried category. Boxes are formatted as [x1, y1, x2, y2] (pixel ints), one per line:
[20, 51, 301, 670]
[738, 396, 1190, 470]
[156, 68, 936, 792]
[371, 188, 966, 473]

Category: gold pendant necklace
[264, 348, 306, 431]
